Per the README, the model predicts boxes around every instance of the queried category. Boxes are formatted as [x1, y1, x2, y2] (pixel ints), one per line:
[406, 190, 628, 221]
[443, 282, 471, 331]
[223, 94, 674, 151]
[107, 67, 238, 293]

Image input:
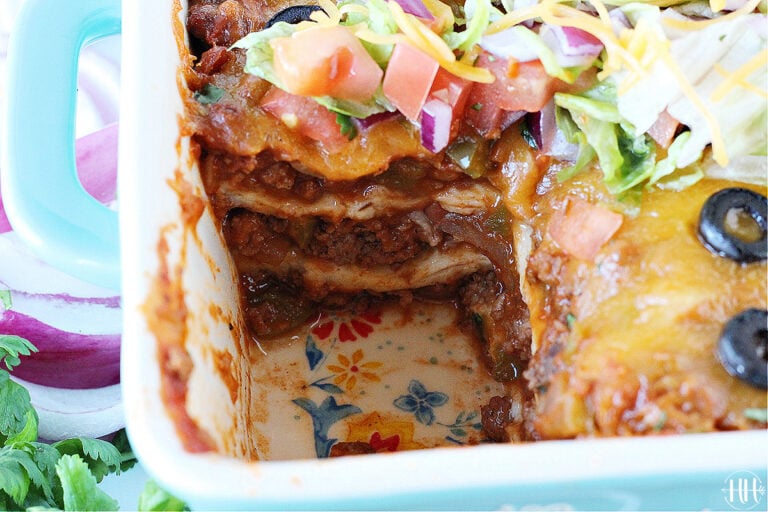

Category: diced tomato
[428, 68, 472, 138]
[547, 197, 623, 261]
[465, 52, 564, 138]
[271, 25, 383, 102]
[464, 100, 506, 139]
[485, 54, 561, 112]
[260, 87, 349, 150]
[382, 42, 440, 122]
[647, 109, 680, 149]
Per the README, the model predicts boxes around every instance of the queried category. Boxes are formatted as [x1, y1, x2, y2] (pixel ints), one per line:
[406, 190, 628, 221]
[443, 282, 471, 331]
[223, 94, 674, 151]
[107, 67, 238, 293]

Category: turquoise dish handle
[2, 0, 122, 290]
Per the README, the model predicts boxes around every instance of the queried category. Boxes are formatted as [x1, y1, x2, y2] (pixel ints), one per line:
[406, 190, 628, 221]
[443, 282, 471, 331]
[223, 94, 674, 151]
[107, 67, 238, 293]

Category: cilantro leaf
[0, 335, 150, 511]
[0, 335, 37, 371]
[0, 444, 52, 508]
[4, 409, 38, 446]
[110, 429, 139, 472]
[138, 480, 190, 511]
[336, 113, 358, 140]
[0, 371, 38, 445]
[0, 446, 34, 507]
[52, 438, 123, 483]
[56, 454, 119, 512]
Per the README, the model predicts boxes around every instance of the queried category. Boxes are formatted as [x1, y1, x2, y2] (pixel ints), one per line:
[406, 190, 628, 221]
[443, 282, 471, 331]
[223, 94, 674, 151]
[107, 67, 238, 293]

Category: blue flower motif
[393, 380, 449, 426]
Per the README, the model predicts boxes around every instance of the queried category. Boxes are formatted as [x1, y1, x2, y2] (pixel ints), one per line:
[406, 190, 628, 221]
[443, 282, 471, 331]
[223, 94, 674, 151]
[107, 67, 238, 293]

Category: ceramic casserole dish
[3, 0, 767, 510]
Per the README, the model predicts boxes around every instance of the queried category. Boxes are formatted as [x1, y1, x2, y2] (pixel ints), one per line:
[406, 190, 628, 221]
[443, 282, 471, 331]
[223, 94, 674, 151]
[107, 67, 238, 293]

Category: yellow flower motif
[327, 349, 382, 391]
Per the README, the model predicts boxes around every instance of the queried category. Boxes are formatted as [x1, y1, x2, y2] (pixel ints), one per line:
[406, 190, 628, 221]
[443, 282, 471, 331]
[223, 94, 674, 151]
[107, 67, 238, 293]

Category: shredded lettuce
[444, 0, 503, 52]
[647, 131, 699, 188]
[229, 0, 766, 195]
[555, 106, 596, 182]
[230, 22, 298, 89]
[704, 154, 768, 186]
[484, 25, 585, 83]
[556, 85, 660, 195]
[615, 11, 767, 168]
[231, 17, 391, 118]
[340, 0, 397, 65]
[315, 93, 393, 118]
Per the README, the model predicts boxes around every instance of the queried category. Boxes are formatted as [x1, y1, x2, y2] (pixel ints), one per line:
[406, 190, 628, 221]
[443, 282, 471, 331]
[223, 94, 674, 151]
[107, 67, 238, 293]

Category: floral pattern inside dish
[246, 302, 504, 460]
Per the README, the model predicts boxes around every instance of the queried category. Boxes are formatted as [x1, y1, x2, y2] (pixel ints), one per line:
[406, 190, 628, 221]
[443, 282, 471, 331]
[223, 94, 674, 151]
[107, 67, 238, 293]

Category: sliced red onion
[479, 28, 539, 62]
[0, 122, 121, 389]
[551, 25, 603, 57]
[420, 98, 453, 153]
[500, 110, 527, 133]
[0, 191, 11, 234]
[12, 376, 123, 441]
[391, 0, 434, 20]
[541, 24, 603, 68]
[529, 99, 578, 161]
[74, 122, 119, 206]
[609, 7, 631, 34]
[1, 308, 120, 389]
[0, 236, 121, 389]
[352, 110, 399, 131]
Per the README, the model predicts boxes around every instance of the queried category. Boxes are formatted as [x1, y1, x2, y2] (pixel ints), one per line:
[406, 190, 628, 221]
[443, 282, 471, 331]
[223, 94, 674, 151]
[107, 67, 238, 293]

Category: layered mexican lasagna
[182, 0, 767, 442]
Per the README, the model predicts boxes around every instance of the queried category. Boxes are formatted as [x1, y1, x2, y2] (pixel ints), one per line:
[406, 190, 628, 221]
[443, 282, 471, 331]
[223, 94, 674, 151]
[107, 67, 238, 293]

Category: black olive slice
[265, 5, 324, 28]
[717, 308, 768, 389]
[698, 187, 767, 263]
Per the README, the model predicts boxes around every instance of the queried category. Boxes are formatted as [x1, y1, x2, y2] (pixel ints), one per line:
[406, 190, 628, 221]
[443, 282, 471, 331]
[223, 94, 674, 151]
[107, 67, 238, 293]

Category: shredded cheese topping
[662, 0, 762, 30]
[711, 48, 768, 102]
[386, 1, 494, 82]
[487, 0, 764, 167]
[238, 0, 766, 175]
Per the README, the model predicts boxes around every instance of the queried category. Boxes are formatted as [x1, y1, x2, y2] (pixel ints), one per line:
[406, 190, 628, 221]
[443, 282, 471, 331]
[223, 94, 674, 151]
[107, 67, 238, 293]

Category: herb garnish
[0, 335, 188, 510]
[336, 113, 358, 140]
[193, 84, 226, 105]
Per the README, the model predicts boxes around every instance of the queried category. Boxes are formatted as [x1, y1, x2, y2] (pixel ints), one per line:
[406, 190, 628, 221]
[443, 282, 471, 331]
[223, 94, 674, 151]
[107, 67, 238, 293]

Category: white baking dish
[4, 0, 766, 509]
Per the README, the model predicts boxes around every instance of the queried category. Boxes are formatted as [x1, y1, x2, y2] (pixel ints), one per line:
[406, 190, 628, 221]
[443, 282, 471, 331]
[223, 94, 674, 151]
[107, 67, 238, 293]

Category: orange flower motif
[327, 349, 382, 391]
